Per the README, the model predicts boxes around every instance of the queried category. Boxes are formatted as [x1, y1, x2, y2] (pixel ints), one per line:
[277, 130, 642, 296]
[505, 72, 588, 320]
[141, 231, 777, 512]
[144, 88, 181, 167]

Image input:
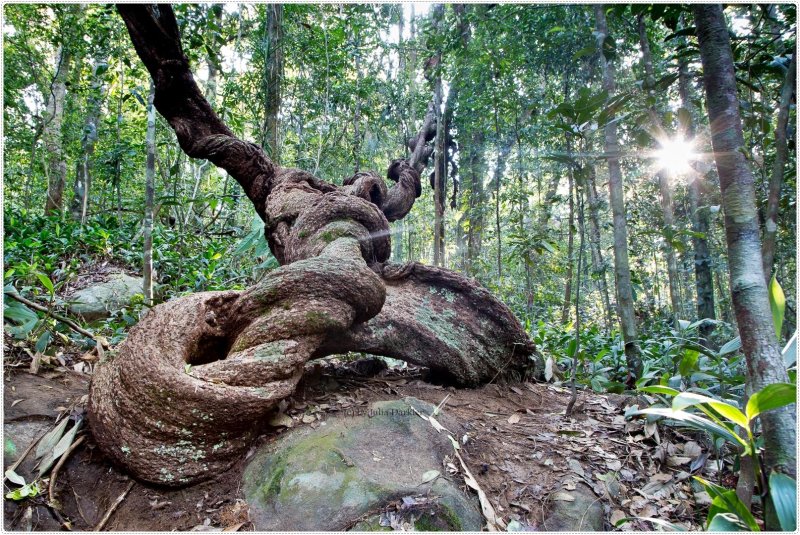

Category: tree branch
[117, 5, 275, 219]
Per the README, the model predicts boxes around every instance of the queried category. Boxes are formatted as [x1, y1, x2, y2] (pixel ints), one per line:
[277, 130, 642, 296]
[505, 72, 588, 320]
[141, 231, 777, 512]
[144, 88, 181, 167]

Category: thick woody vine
[88, 5, 535, 486]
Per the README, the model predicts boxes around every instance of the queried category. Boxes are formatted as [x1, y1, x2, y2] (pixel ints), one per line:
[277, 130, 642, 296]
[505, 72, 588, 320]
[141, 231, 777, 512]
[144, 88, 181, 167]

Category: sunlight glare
[654, 137, 696, 176]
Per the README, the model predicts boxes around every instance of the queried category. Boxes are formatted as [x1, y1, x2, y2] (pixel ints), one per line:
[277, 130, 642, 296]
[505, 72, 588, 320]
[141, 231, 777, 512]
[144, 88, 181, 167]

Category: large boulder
[243, 397, 483, 531]
[68, 273, 143, 321]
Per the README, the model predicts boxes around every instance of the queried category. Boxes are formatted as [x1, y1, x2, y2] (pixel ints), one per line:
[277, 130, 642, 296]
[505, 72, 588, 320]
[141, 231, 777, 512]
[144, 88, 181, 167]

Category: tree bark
[70, 57, 106, 222]
[585, 159, 613, 332]
[561, 141, 575, 325]
[43, 45, 72, 215]
[465, 131, 486, 275]
[594, 4, 641, 379]
[89, 5, 535, 487]
[761, 53, 795, 280]
[262, 4, 283, 163]
[143, 82, 156, 306]
[694, 4, 796, 495]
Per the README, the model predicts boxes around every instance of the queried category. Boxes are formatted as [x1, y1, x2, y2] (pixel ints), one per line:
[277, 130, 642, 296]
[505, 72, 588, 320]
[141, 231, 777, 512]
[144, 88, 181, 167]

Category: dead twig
[48, 435, 86, 506]
[5, 291, 103, 345]
[93, 480, 135, 531]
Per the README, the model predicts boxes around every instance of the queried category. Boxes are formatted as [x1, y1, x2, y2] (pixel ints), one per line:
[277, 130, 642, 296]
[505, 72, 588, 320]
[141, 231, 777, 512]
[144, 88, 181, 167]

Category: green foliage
[630, 383, 797, 531]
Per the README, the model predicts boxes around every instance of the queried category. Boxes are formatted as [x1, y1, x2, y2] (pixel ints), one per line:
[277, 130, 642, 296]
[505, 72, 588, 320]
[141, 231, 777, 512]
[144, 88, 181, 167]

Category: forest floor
[3, 341, 722, 531]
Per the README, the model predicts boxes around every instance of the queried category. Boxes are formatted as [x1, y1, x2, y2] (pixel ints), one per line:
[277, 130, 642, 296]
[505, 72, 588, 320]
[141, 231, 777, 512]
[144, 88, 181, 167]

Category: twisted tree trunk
[89, 5, 535, 487]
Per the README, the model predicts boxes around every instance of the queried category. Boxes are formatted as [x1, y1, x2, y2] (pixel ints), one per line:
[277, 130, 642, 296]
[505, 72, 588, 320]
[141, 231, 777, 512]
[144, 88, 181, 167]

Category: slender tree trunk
[586, 162, 613, 332]
[433, 77, 444, 267]
[678, 35, 716, 345]
[393, 12, 407, 263]
[143, 82, 156, 306]
[114, 60, 124, 224]
[566, 184, 586, 415]
[263, 4, 283, 163]
[71, 57, 106, 222]
[694, 5, 796, 501]
[562, 142, 575, 324]
[595, 4, 641, 379]
[658, 171, 682, 328]
[351, 23, 363, 173]
[466, 132, 485, 275]
[761, 54, 795, 280]
[43, 46, 73, 215]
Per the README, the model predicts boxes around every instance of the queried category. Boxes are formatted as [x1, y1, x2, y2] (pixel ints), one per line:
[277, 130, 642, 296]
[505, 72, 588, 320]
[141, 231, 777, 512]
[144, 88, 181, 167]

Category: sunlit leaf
[746, 383, 796, 423]
[769, 275, 786, 340]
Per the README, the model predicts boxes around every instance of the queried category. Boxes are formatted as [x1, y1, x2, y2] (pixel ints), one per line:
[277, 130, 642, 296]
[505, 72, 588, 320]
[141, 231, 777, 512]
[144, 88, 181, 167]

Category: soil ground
[3, 352, 716, 531]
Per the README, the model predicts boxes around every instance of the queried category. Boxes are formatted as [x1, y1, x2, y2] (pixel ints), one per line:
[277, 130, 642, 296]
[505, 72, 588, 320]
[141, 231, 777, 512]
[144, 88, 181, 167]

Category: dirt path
[4, 359, 709, 531]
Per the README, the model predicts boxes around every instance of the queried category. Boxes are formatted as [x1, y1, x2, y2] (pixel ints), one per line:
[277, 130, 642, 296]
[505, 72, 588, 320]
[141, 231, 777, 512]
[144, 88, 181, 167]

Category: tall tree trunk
[114, 59, 124, 224]
[678, 32, 716, 345]
[492, 139, 511, 282]
[638, 14, 681, 328]
[694, 6, 796, 505]
[433, 77, 445, 267]
[586, 161, 614, 332]
[70, 57, 106, 222]
[658, 171, 682, 327]
[392, 12, 407, 263]
[466, 131, 485, 275]
[565, 183, 586, 416]
[562, 142, 575, 325]
[761, 53, 795, 280]
[262, 4, 283, 163]
[594, 4, 641, 379]
[43, 46, 73, 215]
[143, 82, 156, 306]
[351, 23, 363, 173]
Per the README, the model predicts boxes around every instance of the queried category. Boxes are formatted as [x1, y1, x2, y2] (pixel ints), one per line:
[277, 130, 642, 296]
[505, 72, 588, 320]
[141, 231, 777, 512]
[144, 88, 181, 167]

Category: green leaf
[35, 330, 51, 354]
[769, 472, 796, 531]
[679, 349, 699, 376]
[707, 513, 749, 531]
[566, 338, 577, 358]
[769, 275, 786, 339]
[718, 337, 741, 356]
[572, 46, 596, 60]
[36, 273, 54, 295]
[746, 383, 796, 423]
[695, 476, 760, 530]
[4, 300, 38, 324]
[630, 408, 746, 448]
[638, 385, 680, 397]
[671, 392, 748, 430]
[5, 481, 40, 501]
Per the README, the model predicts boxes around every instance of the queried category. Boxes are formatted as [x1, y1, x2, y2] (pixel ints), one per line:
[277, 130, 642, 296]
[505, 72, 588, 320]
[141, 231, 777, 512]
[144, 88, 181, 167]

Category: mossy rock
[242, 397, 482, 531]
